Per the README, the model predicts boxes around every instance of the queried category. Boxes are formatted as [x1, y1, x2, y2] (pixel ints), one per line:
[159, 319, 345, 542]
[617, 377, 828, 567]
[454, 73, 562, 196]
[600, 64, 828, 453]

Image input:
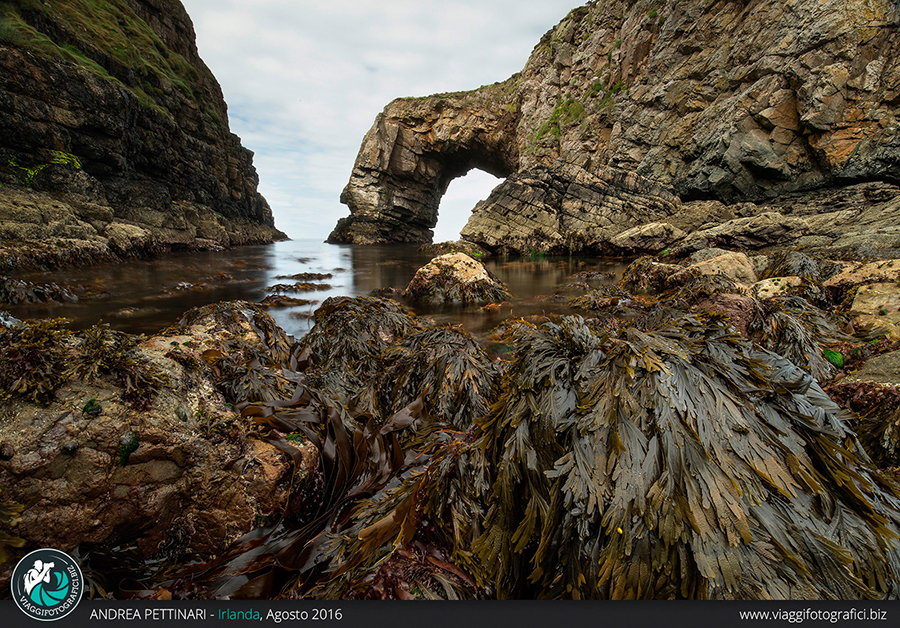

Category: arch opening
[432, 168, 503, 242]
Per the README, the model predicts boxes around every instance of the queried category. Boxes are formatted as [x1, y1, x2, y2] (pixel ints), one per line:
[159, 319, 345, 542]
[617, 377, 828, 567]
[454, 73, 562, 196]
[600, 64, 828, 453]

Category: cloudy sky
[179, 0, 577, 240]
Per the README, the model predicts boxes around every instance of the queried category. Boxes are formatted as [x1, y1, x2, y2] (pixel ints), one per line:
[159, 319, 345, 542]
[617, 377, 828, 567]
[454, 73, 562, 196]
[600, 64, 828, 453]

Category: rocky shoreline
[2, 248, 900, 599]
[332, 0, 900, 259]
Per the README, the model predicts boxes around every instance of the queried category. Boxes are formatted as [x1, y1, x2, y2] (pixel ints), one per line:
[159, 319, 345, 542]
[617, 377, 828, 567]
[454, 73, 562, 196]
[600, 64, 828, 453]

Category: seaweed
[301, 297, 421, 399]
[460, 315, 900, 599]
[354, 326, 501, 434]
[827, 382, 900, 468]
[169, 365, 426, 599]
[748, 296, 856, 383]
[266, 283, 333, 293]
[67, 324, 170, 410]
[0, 317, 71, 405]
[0, 483, 24, 563]
[569, 284, 631, 310]
[618, 256, 697, 294]
[0, 275, 77, 305]
[762, 251, 841, 282]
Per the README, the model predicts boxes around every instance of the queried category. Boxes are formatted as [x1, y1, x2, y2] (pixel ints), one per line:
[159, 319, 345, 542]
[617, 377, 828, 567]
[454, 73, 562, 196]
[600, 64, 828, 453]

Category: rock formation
[0, 0, 284, 269]
[334, 0, 900, 256]
[403, 252, 513, 305]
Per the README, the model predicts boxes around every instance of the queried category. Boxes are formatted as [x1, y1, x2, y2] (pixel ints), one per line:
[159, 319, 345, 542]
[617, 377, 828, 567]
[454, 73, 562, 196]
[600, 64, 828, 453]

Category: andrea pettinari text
[89, 608, 344, 622]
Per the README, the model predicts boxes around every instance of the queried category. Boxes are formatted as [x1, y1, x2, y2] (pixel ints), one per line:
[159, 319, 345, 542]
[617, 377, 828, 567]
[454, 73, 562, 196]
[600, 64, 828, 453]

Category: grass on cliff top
[0, 0, 220, 124]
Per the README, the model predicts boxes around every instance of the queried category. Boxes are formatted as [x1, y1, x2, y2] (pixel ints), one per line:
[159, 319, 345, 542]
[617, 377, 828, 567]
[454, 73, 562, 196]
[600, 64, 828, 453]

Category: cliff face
[0, 0, 284, 268]
[334, 0, 900, 256]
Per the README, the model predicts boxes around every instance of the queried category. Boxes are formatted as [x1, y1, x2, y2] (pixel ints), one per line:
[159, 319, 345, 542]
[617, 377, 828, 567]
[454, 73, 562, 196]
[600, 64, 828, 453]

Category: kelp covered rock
[0, 276, 77, 305]
[271, 314, 900, 601]
[403, 253, 512, 306]
[463, 315, 900, 599]
[618, 256, 697, 294]
[301, 296, 421, 399]
[354, 326, 501, 433]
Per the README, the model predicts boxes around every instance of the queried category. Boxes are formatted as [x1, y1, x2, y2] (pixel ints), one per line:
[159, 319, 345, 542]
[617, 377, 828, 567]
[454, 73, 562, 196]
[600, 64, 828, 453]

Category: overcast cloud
[180, 0, 577, 240]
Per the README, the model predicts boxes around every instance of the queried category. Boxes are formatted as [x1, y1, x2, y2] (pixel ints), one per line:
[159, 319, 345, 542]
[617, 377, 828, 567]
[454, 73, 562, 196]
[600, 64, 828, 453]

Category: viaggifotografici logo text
[11, 548, 84, 621]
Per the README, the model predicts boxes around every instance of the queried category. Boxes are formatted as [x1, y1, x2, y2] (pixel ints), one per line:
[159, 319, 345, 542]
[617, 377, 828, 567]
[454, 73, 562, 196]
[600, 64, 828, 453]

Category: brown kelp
[618, 256, 697, 294]
[461, 314, 900, 599]
[67, 324, 169, 410]
[300, 297, 421, 399]
[747, 296, 856, 383]
[0, 317, 70, 405]
[267, 313, 900, 600]
[165, 350, 426, 599]
[0, 482, 24, 563]
[353, 326, 501, 434]
[827, 382, 900, 468]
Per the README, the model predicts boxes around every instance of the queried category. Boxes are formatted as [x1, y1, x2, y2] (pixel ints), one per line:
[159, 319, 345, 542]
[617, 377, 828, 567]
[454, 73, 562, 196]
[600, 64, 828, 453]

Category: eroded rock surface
[403, 253, 513, 305]
[0, 1, 284, 269]
[0, 302, 316, 570]
[336, 0, 900, 255]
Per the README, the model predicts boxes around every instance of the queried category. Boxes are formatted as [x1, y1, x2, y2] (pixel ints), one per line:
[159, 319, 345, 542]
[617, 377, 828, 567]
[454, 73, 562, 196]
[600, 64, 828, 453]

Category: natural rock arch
[331, 0, 900, 255]
[328, 94, 518, 244]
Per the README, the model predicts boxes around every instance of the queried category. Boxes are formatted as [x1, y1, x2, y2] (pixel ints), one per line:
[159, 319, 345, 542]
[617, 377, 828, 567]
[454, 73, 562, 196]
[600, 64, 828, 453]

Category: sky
[179, 0, 578, 241]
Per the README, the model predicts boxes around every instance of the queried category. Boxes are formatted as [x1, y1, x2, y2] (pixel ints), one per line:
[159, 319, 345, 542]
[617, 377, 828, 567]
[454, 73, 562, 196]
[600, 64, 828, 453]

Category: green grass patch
[0, 0, 217, 124]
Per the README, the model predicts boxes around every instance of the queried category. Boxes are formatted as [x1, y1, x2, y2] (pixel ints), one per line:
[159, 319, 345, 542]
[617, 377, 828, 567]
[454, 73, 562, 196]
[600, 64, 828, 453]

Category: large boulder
[0, 303, 316, 575]
[403, 253, 513, 305]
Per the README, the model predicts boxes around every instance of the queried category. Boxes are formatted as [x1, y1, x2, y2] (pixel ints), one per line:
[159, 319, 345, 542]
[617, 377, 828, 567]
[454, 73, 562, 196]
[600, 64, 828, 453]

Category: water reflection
[7, 240, 628, 338]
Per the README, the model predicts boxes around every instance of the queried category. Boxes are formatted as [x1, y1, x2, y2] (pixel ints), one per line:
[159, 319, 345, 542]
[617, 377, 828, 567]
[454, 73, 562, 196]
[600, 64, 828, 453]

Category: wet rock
[845, 350, 900, 387]
[686, 251, 758, 286]
[403, 253, 513, 305]
[0, 443, 14, 461]
[754, 276, 802, 300]
[0, 311, 20, 328]
[0, 276, 78, 305]
[257, 295, 318, 309]
[618, 256, 696, 294]
[693, 293, 761, 337]
[459, 165, 680, 254]
[609, 222, 686, 254]
[824, 259, 900, 290]
[687, 248, 731, 264]
[675, 212, 809, 253]
[849, 283, 900, 339]
[0, 307, 310, 562]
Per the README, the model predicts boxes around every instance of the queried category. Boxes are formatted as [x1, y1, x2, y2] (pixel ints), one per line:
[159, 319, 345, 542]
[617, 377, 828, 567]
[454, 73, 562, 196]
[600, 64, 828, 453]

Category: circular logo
[12, 548, 84, 621]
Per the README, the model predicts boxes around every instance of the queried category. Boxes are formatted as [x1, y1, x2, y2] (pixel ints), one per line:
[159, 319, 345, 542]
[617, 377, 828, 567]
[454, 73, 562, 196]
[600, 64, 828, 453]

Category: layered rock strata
[0, 0, 284, 268]
[335, 0, 900, 255]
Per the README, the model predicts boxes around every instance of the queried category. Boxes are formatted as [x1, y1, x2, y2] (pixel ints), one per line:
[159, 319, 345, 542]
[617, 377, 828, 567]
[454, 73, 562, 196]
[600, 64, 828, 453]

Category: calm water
[7, 239, 627, 338]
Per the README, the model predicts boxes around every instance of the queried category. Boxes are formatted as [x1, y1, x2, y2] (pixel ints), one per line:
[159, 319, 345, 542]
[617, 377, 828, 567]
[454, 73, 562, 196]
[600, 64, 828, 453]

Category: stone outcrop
[0, 0, 284, 269]
[0, 303, 317, 570]
[403, 253, 512, 305]
[335, 0, 900, 255]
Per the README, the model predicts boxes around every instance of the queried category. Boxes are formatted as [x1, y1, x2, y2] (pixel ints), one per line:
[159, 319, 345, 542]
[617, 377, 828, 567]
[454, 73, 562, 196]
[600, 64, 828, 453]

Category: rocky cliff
[0, 0, 284, 269]
[333, 0, 900, 257]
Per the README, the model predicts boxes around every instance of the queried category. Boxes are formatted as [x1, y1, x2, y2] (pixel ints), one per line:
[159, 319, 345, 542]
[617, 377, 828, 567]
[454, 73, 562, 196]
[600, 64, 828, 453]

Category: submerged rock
[403, 253, 513, 305]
